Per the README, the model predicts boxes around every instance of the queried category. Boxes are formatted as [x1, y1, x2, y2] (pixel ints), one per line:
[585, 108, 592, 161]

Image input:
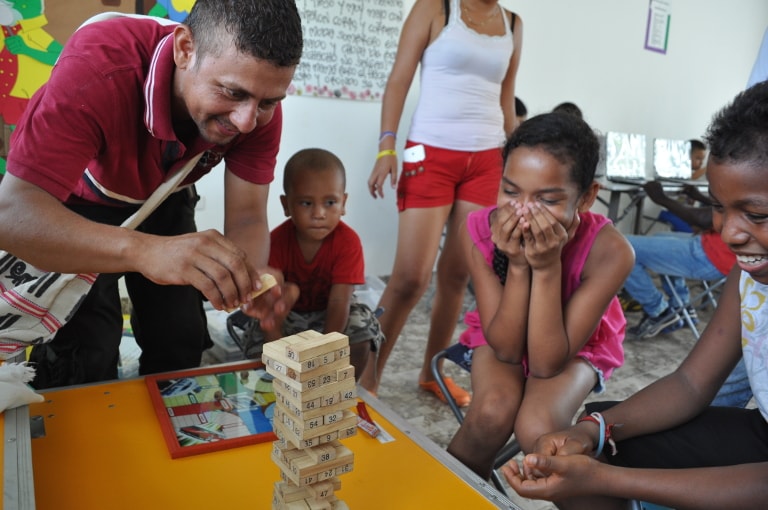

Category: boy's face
[173, 27, 295, 145]
[497, 147, 596, 230]
[281, 167, 347, 244]
[709, 160, 768, 284]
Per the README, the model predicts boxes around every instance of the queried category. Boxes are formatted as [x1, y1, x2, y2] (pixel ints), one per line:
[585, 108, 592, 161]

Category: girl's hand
[522, 203, 570, 270]
[491, 201, 528, 267]
[368, 153, 398, 199]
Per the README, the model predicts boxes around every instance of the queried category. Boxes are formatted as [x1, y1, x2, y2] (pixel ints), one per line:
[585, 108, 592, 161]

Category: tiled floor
[368, 276, 712, 510]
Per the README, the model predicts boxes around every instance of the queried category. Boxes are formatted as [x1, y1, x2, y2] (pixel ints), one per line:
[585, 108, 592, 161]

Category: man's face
[174, 28, 295, 145]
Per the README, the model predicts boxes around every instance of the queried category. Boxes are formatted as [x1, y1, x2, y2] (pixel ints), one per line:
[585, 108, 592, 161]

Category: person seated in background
[447, 112, 633, 480]
[230, 149, 384, 379]
[552, 101, 583, 119]
[657, 139, 709, 233]
[624, 180, 735, 339]
[689, 138, 708, 181]
[503, 82, 768, 510]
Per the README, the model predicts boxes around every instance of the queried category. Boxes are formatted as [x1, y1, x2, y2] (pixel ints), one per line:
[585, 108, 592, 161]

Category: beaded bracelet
[577, 412, 618, 457]
[377, 149, 397, 160]
[379, 130, 396, 142]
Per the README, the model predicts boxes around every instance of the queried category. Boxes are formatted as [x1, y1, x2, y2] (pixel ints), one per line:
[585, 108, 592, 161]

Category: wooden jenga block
[337, 425, 357, 440]
[295, 330, 324, 340]
[273, 478, 341, 504]
[285, 332, 349, 361]
[275, 445, 353, 486]
[305, 442, 338, 464]
[331, 501, 350, 510]
[264, 356, 352, 390]
[306, 479, 337, 500]
[274, 391, 355, 423]
[274, 377, 356, 405]
[228, 273, 277, 312]
[264, 343, 348, 373]
[277, 409, 359, 443]
[305, 500, 332, 510]
[274, 481, 311, 503]
[335, 365, 354, 382]
[274, 419, 341, 449]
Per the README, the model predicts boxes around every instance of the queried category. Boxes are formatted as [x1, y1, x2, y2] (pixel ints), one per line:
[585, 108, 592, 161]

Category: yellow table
[19, 374, 520, 509]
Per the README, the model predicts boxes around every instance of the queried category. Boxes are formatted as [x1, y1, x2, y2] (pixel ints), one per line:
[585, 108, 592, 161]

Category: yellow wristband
[377, 149, 397, 160]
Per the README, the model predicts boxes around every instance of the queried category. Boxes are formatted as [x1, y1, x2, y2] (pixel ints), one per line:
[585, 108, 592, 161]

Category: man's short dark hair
[705, 81, 768, 170]
[185, 0, 303, 67]
[503, 112, 599, 194]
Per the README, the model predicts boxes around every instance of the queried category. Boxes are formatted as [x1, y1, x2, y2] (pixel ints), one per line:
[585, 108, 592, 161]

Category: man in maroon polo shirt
[0, 0, 303, 388]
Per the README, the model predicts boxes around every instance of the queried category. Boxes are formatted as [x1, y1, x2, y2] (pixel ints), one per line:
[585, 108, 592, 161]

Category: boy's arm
[643, 181, 713, 230]
[530, 266, 743, 458]
[507, 454, 768, 509]
[682, 183, 712, 204]
[508, 268, 750, 507]
[323, 284, 355, 334]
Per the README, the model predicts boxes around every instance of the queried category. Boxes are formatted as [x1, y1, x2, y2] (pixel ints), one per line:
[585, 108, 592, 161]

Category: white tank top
[739, 270, 768, 422]
[408, 0, 514, 151]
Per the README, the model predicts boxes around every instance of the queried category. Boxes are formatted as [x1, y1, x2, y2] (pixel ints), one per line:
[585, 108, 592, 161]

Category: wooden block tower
[265, 330, 357, 510]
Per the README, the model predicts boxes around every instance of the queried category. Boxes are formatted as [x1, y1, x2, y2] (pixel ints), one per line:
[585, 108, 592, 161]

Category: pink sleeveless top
[459, 207, 625, 381]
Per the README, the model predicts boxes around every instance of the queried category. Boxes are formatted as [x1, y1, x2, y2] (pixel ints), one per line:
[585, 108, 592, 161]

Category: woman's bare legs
[359, 205, 451, 394]
[419, 200, 484, 385]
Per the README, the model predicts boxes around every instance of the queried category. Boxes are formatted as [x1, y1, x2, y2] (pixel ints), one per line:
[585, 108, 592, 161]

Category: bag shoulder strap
[444, 0, 450, 26]
[120, 152, 204, 230]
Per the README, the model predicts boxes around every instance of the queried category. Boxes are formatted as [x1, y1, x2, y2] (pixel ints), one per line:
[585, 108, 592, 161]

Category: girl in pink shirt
[448, 112, 634, 480]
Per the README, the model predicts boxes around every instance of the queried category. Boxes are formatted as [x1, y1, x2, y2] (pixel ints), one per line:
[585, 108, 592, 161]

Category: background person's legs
[624, 234, 723, 338]
[420, 200, 482, 386]
[359, 205, 450, 394]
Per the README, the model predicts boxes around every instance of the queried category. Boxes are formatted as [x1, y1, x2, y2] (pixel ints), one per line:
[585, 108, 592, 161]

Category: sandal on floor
[419, 378, 471, 407]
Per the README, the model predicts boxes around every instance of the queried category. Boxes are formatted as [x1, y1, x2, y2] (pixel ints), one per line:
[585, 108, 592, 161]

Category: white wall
[194, 0, 768, 276]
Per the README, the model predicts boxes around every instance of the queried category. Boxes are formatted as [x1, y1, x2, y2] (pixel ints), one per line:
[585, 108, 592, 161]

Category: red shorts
[396, 140, 502, 211]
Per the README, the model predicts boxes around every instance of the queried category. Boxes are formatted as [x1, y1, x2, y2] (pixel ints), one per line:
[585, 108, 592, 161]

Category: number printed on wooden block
[285, 332, 349, 361]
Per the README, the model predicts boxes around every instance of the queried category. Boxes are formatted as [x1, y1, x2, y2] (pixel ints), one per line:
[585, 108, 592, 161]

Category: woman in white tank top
[361, 0, 522, 410]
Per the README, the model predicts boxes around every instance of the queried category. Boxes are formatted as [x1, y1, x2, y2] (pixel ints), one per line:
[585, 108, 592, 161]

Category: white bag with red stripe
[0, 153, 203, 360]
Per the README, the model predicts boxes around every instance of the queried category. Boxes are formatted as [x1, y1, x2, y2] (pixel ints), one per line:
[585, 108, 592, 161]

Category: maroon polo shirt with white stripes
[7, 16, 282, 207]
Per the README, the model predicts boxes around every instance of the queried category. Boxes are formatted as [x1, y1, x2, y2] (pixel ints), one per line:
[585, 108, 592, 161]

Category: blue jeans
[624, 233, 724, 317]
[712, 358, 753, 408]
[658, 210, 693, 233]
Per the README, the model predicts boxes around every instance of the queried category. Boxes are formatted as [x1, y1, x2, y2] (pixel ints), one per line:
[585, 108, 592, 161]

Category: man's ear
[280, 195, 290, 217]
[173, 24, 195, 70]
[577, 181, 601, 212]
